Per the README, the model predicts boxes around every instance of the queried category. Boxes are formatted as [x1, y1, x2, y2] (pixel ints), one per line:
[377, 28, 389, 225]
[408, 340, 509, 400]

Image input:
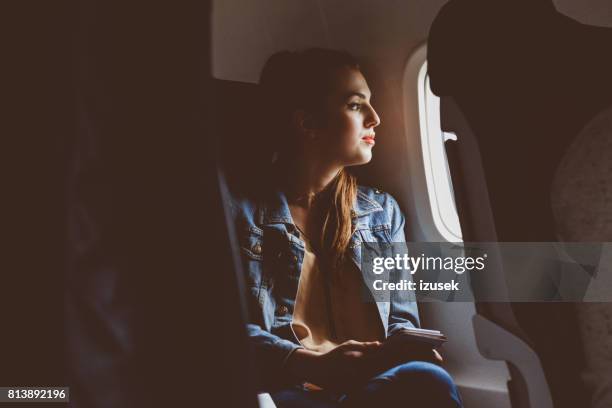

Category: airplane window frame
[397, 43, 463, 243]
[416, 61, 463, 242]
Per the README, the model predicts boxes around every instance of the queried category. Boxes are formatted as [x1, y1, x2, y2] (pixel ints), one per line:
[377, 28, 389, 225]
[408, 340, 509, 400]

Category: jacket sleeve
[227, 197, 304, 389]
[245, 321, 304, 390]
[386, 194, 421, 336]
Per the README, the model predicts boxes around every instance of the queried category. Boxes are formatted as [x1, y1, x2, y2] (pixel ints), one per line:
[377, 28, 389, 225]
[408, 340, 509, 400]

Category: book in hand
[384, 327, 448, 349]
[363, 327, 448, 377]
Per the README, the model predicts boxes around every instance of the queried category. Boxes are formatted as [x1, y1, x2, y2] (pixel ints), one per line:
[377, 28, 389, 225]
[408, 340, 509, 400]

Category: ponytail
[316, 169, 357, 275]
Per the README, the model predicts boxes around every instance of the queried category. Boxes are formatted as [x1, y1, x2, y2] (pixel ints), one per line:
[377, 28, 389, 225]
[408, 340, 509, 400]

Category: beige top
[291, 234, 384, 354]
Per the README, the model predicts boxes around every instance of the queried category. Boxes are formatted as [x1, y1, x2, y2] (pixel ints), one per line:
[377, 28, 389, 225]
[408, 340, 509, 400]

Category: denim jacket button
[252, 243, 262, 254]
[292, 255, 298, 263]
[276, 305, 289, 316]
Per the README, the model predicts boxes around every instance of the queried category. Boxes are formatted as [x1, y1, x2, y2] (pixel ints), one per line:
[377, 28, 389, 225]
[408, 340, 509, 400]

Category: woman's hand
[381, 329, 446, 368]
[385, 341, 445, 368]
[286, 340, 382, 390]
[317, 340, 382, 389]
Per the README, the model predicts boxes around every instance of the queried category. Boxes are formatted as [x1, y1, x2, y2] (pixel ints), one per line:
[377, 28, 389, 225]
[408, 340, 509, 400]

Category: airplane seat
[440, 96, 555, 408]
[213, 79, 272, 199]
[427, 2, 612, 405]
[213, 78, 278, 408]
[439, 101, 612, 408]
[551, 104, 612, 408]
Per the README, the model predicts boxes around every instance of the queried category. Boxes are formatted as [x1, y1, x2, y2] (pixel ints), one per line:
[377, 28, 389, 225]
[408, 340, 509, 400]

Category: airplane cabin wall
[212, 0, 448, 83]
[554, 0, 612, 27]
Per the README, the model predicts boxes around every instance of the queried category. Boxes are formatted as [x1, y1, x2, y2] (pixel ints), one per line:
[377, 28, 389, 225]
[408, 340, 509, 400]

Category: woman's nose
[365, 105, 381, 128]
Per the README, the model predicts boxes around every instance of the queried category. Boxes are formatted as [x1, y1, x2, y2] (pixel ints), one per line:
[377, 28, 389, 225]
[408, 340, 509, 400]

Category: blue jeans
[270, 361, 463, 408]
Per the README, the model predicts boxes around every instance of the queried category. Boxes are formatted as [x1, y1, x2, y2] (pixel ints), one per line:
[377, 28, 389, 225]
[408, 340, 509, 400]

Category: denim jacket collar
[353, 189, 384, 217]
[258, 189, 293, 226]
[258, 188, 383, 226]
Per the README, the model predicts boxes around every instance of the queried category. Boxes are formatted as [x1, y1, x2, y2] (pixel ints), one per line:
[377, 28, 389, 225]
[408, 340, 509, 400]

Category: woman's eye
[348, 103, 361, 111]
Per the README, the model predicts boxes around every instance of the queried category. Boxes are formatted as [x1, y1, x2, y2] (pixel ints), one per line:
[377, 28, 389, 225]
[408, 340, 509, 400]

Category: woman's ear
[292, 109, 319, 139]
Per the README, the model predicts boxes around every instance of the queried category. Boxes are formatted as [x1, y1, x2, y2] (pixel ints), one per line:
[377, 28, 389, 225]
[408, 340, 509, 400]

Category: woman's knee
[383, 361, 462, 406]
[394, 361, 454, 387]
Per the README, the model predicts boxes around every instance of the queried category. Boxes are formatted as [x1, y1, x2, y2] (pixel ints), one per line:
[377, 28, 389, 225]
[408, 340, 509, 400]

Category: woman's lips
[362, 136, 376, 145]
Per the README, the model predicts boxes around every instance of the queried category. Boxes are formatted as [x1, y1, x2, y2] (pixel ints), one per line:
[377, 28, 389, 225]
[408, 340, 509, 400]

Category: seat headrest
[213, 79, 271, 197]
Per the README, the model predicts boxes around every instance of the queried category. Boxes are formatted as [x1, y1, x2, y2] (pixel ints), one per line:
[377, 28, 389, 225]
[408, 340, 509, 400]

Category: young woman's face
[313, 66, 381, 166]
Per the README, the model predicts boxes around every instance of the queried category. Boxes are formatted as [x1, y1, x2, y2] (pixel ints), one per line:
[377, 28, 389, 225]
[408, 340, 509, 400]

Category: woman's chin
[361, 147, 374, 162]
[347, 151, 373, 166]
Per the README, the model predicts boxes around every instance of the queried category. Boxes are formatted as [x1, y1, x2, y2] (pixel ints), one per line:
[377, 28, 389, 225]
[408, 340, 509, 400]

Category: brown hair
[259, 48, 359, 272]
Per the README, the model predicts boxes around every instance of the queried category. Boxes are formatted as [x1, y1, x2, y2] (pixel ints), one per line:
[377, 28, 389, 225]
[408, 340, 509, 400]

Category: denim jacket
[229, 185, 420, 389]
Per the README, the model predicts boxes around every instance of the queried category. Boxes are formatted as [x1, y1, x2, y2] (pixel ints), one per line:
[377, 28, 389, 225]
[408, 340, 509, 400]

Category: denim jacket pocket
[240, 226, 267, 289]
[355, 224, 392, 244]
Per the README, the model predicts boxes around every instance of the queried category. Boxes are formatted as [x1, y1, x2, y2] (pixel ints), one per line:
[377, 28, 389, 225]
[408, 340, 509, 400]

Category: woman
[230, 48, 462, 407]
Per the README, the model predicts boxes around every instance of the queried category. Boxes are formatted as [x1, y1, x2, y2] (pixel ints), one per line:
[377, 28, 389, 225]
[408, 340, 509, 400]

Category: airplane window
[416, 61, 463, 242]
